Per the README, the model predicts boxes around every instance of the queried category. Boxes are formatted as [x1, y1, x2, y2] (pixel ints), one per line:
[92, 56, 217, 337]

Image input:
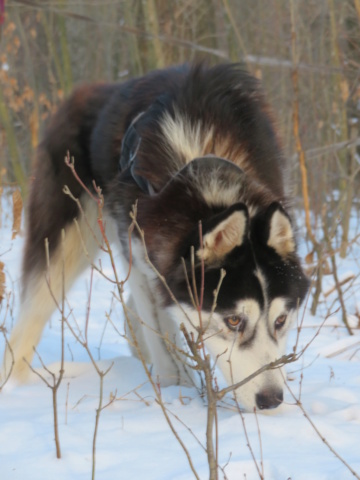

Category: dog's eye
[224, 314, 246, 332]
[274, 314, 287, 330]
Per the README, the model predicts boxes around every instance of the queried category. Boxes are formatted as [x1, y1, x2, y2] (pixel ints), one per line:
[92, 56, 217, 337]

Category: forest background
[1, 0, 360, 276]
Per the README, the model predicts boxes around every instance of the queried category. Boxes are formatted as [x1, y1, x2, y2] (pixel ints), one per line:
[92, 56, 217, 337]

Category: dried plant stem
[49, 231, 66, 458]
[253, 408, 264, 478]
[118, 283, 201, 479]
[327, 249, 353, 335]
[339, 125, 357, 258]
[235, 398, 264, 480]
[323, 274, 355, 298]
[355, 0, 360, 20]
[218, 354, 297, 400]
[204, 357, 218, 480]
[285, 379, 360, 480]
[141, 0, 165, 67]
[131, 210, 308, 480]
[222, 0, 248, 66]
[25, 231, 68, 459]
[0, 286, 15, 388]
[121, 303, 201, 479]
[290, 0, 316, 248]
[68, 186, 202, 480]
[119, 248, 201, 476]
[129, 208, 195, 327]
[180, 324, 218, 480]
[290, 0, 327, 318]
[199, 222, 218, 480]
[92, 372, 111, 480]
[40, 10, 66, 93]
[0, 85, 26, 193]
[0, 331, 14, 390]
[65, 382, 70, 425]
[64, 163, 321, 480]
[65, 265, 115, 480]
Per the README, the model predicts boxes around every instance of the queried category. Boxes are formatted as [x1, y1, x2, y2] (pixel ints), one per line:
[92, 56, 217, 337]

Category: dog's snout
[255, 389, 283, 410]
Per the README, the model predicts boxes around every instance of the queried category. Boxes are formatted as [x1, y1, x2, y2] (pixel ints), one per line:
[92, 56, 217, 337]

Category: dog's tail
[2, 84, 114, 384]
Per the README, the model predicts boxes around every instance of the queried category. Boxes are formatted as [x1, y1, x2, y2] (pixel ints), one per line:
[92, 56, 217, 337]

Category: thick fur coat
[2, 64, 309, 411]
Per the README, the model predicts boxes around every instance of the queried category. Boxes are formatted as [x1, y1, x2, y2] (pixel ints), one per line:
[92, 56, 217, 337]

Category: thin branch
[0, 329, 14, 390]
[290, 0, 317, 248]
[218, 353, 297, 400]
[234, 397, 264, 480]
[253, 408, 264, 479]
[284, 378, 360, 480]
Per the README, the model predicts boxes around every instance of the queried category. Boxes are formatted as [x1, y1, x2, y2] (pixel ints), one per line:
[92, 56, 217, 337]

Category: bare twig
[218, 354, 297, 400]
[0, 327, 14, 390]
[284, 377, 360, 480]
[323, 274, 356, 298]
[24, 231, 67, 459]
[234, 397, 264, 480]
[253, 407, 264, 479]
[64, 177, 202, 480]
[290, 0, 317, 248]
[64, 265, 115, 480]
[291, 136, 360, 162]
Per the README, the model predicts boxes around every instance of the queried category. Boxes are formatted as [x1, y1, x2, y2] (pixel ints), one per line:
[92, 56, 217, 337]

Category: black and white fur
[2, 64, 309, 411]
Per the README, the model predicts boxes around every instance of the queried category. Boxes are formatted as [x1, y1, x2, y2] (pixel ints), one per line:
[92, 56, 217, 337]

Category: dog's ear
[266, 203, 295, 257]
[198, 204, 248, 264]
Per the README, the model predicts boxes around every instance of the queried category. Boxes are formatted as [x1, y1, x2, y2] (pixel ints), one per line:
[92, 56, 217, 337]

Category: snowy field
[0, 190, 359, 480]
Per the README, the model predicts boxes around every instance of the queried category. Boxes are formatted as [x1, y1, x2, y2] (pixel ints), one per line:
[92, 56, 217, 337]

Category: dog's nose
[255, 389, 283, 410]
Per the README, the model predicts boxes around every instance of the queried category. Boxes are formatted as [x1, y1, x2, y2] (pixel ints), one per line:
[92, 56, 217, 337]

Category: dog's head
[178, 201, 309, 411]
[133, 156, 309, 411]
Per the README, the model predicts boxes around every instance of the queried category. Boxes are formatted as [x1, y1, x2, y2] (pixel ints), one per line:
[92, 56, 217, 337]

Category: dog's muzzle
[255, 388, 283, 410]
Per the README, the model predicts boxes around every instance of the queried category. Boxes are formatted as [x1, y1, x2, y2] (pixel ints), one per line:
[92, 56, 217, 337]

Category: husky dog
[2, 64, 309, 411]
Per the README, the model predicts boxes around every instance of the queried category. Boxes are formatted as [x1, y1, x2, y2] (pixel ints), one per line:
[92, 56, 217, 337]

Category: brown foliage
[0, 261, 4, 304]
[11, 189, 22, 240]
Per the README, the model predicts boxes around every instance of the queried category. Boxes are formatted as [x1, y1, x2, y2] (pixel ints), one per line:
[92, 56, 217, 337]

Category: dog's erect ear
[266, 203, 295, 257]
[198, 205, 248, 264]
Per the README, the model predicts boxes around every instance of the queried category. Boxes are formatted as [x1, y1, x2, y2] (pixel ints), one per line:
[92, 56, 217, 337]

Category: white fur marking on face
[169, 300, 287, 411]
[198, 210, 247, 263]
[234, 299, 261, 330]
[268, 297, 288, 333]
[255, 268, 268, 310]
[267, 210, 295, 257]
[268, 298, 287, 321]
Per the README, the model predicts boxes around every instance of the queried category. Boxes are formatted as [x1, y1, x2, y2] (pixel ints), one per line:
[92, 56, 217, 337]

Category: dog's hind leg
[2, 194, 102, 384]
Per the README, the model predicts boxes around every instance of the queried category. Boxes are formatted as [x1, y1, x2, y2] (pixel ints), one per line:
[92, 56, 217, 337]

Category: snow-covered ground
[0, 191, 359, 480]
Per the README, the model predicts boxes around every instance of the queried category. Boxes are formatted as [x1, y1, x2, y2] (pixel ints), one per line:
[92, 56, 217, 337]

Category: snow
[1, 191, 360, 480]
